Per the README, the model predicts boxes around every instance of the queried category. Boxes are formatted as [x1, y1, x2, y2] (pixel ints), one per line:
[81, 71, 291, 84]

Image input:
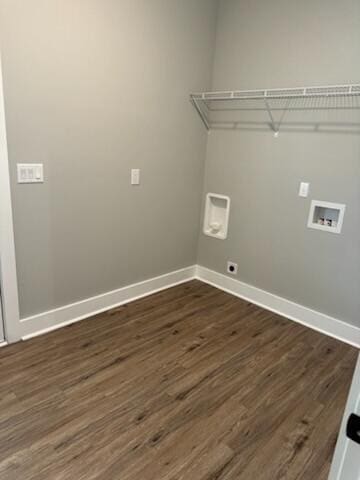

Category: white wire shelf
[190, 84, 360, 134]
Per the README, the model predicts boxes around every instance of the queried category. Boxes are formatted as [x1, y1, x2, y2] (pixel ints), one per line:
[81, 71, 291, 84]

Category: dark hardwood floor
[0, 280, 356, 479]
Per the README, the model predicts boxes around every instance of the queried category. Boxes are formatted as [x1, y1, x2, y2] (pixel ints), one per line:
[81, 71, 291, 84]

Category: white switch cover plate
[131, 168, 140, 185]
[298, 182, 310, 198]
[17, 164, 44, 183]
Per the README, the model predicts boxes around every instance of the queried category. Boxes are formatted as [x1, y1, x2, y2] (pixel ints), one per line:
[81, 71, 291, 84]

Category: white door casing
[0, 50, 21, 343]
[0, 292, 4, 342]
[329, 353, 360, 480]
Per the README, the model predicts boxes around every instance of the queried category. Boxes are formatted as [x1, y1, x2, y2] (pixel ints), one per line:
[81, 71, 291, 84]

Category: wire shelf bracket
[190, 83, 360, 135]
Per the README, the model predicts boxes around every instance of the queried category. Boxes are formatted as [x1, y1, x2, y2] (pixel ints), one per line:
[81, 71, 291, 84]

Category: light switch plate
[298, 182, 310, 198]
[17, 164, 44, 183]
[131, 168, 140, 185]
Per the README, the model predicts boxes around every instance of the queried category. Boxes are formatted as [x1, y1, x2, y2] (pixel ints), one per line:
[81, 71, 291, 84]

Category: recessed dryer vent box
[203, 193, 230, 240]
[307, 200, 346, 234]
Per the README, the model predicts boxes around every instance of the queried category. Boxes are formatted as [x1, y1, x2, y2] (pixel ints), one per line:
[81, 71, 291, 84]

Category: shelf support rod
[191, 96, 210, 131]
[264, 97, 278, 135]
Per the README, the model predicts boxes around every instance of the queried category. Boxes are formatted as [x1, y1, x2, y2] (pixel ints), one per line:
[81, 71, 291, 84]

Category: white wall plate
[307, 200, 346, 234]
[203, 193, 230, 240]
[17, 164, 44, 183]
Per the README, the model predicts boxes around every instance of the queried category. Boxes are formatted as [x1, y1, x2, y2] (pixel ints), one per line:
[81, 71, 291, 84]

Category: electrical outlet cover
[227, 261, 238, 275]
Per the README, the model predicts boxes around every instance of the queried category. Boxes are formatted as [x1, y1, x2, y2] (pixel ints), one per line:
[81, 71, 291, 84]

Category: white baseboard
[196, 265, 360, 348]
[21, 266, 196, 340]
[18, 263, 360, 348]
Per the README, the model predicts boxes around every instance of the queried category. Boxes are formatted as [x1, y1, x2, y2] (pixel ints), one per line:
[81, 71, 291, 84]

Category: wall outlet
[227, 261, 238, 275]
[298, 182, 310, 198]
[131, 168, 140, 185]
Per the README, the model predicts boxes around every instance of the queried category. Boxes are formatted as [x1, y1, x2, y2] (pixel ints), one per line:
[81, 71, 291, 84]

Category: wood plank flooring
[0, 280, 356, 479]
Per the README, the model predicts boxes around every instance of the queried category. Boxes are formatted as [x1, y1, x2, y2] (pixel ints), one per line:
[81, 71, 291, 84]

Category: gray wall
[2, 0, 359, 329]
[0, 0, 218, 318]
[198, 0, 360, 326]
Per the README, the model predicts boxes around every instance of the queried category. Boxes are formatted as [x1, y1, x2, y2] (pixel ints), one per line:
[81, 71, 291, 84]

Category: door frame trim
[0, 51, 21, 343]
[328, 352, 360, 479]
